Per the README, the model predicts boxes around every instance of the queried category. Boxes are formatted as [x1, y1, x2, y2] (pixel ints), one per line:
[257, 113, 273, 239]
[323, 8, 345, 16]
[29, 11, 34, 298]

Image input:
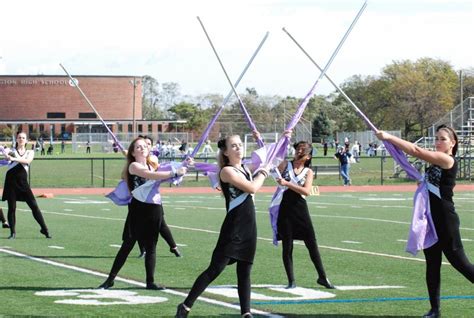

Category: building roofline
[0, 119, 187, 124]
[0, 75, 142, 78]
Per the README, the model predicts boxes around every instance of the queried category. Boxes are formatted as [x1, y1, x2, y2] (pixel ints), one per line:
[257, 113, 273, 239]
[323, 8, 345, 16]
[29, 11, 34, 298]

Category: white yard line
[0, 248, 279, 317]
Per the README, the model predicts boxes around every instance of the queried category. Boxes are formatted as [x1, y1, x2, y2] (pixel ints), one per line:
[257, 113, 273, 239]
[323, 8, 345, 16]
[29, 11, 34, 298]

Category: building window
[128, 124, 133, 132]
[157, 124, 162, 132]
[148, 124, 153, 132]
[39, 124, 45, 132]
[78, 112, 97, 119]
[138, 124, 143, 133]
[47, 112, 66, 118]
[118, 124, 123, 132]
[61, 124, 66, 133]
[28, 124, 34, 134]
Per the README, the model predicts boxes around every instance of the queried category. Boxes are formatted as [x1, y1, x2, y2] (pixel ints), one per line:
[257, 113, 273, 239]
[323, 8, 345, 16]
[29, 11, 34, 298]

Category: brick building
[0, 75, 179, 140]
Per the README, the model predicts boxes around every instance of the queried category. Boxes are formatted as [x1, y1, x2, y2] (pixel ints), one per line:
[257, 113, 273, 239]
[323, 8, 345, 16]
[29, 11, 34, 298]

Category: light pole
[130, 78, 138, 136]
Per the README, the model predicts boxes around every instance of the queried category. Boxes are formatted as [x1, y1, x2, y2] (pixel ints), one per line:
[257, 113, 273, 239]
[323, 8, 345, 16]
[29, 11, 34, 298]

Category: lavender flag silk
[0, 146, 11, 167]
[343, 97, 437, 255]
[382, 141, 438, 255]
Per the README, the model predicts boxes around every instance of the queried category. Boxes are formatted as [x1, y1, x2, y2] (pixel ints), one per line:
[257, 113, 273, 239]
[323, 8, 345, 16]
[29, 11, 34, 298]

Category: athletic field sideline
[0, 187, 472, 317]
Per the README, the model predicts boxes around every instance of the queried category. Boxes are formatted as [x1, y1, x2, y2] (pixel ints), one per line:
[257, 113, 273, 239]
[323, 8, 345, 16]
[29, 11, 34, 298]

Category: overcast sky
[0, 0, 472, 98]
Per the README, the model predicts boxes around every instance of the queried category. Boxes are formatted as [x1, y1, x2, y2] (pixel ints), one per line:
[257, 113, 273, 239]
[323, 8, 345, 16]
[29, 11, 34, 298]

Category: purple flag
[0, 146, 11, 167]
[105, 180, 131, 206]
[382, 141, 438, 255]
[338, 90, 438, 255]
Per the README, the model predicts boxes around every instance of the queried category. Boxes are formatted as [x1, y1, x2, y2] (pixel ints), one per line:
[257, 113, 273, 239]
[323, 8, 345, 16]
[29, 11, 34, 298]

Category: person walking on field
[99, 137, 188, 290]
[376, 125, 473, 318]
[275, 141, 335, 290]
[176, 132, 272, 318]
[334, 146, 353, 186]
[1, 132, 51, 239]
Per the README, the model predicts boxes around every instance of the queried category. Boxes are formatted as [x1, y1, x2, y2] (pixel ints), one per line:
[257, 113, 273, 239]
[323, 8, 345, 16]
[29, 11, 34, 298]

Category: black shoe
[286, 281, 296, 289]
[175, 303, 190, 318]
[138, 251, 146, 258]
[40, 229, 52, 239]
[170, 247, 181, 257]
[423, 308, 441, 317]
[2, 223, 9, 229]
[8, 233, 15, 239]
[98, 279, 114, 289]
[146, 282, 165, 290]
[317, 277, 335, 289]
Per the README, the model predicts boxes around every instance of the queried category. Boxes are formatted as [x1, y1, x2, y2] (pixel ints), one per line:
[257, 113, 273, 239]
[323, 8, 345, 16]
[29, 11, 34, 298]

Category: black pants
[0, 208, 6, 223]
[184, 254, 252, 315]
[423, 242, 474, 310]
[108, 237, 158, 284]
[137, 217, 177, 254]
[282, 236, 327, 284]
[7, 195, 48, 236]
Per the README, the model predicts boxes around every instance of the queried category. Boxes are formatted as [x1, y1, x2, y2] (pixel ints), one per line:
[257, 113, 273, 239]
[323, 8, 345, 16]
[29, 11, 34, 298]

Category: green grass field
[1, 153, 445, 189]
[0, 191, 473, 317]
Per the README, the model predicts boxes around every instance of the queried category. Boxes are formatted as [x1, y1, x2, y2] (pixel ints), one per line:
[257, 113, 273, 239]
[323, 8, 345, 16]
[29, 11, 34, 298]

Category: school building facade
[0, 75, 180, 140]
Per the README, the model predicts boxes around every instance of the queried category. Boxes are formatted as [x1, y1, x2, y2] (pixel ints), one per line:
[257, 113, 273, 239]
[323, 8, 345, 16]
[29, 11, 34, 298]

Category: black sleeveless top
[127, 163, 150, 191]
[425, 159, 462, 250]
[213, 164, 257, 263]
[220, 165, 250, 212]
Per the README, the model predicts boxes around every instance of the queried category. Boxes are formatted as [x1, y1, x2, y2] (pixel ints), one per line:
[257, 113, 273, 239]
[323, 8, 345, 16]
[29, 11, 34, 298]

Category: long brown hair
[436, 125, 458, 156]
[216, 136, 233, 169]
[122, 137, 159, 191]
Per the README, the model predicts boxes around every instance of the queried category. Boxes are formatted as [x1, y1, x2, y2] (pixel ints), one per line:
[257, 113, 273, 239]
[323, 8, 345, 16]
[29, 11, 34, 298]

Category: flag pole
[197, 16, 265, 147]
[282, 26, 377, 131]
[59, 64, 125, 151]
[190, 31, 270, 157]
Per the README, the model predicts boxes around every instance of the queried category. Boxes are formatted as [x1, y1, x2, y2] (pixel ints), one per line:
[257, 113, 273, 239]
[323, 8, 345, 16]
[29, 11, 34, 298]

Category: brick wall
[0, 76, 142, 120]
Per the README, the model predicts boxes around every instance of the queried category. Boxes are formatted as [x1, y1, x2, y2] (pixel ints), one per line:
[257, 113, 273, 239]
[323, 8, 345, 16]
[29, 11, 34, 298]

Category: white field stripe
[19, 209, 459, 264]
[0, 248, 278, 317]
[312, 214, 410, 225]
[18, 206, 474, 232]
[163, 225, 453, 265]
[170, 205, 474, 231]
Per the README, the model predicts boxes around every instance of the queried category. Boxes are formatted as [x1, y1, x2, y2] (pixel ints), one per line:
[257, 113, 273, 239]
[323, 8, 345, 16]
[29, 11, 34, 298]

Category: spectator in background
[334, 146, 352, 186]
[47, 143, 54, 155]
[86, 141, 91, 154]
[323, 141, 328, 156]
[39, 137, 45, 155]
[179, 140, 187, 155]
[344, 137, 350, 151]
[351, 141, 360, 163]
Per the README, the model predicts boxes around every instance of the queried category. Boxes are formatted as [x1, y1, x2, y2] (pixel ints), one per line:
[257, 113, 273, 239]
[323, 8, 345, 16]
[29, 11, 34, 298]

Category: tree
[312, 111, 332, 141]
[141, 75, 163, 120]
[334, 58, 458, 139]
[459, 68, 474, 102]
[168, 102, 210, 133]
[159, 82, 181, 115]
[382, 58, 457, 138]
